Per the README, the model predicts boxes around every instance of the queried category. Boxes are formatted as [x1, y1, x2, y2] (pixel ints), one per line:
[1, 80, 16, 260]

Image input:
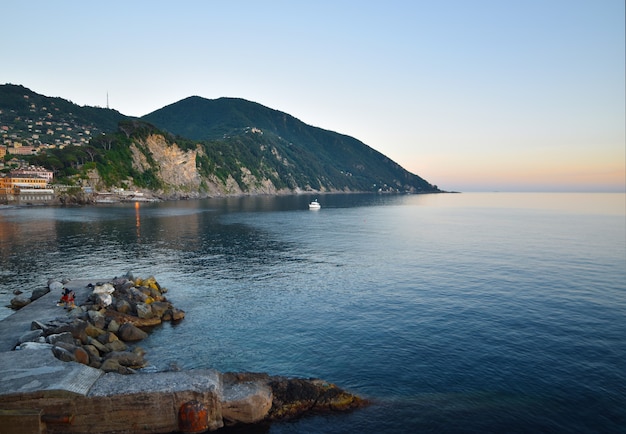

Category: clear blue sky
[2, 0, 624, 192]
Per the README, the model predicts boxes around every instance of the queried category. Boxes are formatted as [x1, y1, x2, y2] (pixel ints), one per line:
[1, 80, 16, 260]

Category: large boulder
[221, 373, 368, 425]
[30, 287, 50, 301]
[18, 329, 44, 345]
[150, 301, 171, 318]
[87, 336, 108, 354]
[118, 323, 148, 342]
[100, 358, 135, 374]
[115, 299, 132, 314]
[221, 379, 273, 424]
[48, 280, 64, 293]
[68, 319, 89, 344]
[104, 351, 146, 369]
[85, 324, 106, 338]
[46, 332, 75, 346]
[88, 310, 106, 329]
[104, 339, 127, 353]
[52, 345, 76, 363]
[10, 294, 31, 309]
[267, 377, 368, 420]
[136, 302, 153, 319]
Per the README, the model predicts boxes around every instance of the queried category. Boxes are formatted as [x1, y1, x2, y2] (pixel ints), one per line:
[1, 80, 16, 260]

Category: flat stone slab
[88, 369, 222, 397]
[0, 349, 103, 397]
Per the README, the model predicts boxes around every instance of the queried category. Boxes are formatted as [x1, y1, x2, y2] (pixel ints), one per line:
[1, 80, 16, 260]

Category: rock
[10, 295, 31, 309]
[52, 345, 76, 362]
[97, 331, 119, 345]
[93, 283, 115, 295]
[85, 324, 106, 338]
[68, 319, 89, 344]
[171, 308, 186, 321]
[30, 287, 50, 301]
[88, 310, 106, 329]
[105, 309, 162, 328]
[30, 320, 47, 332]
[48, 319, 73, 335]
[104, 351, 146, 369]
[74, 346, 90, 365]
[115, 299, 132, 314]
[136, 302, 153, 319]
[67, 305, 87, 318]
[48, 280, 64, 293]
[83, 344, 101, 362]
[267, 377, 368, 420]
[18, 329, 43, 344]
[133, 347, 147, 358]
[16, 342, 53, 351]
[87, 336, 109, 354]
[222, 380, 273, 424]
[100, 358, 135, 374]
[118, 323, 148, 342]
[104, 339, 127, 353]
[130, 287, 149, 303]
[99, 358, 121, 373]
[150, 301, 171, 319]
[46, 332, 75, 346]
[107, 319, 120, 333]
[93, 293, 113, 308]
[142, 276, 161, 291]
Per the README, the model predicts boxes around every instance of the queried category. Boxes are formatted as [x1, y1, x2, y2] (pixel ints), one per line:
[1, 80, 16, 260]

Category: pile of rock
[15, 274, 185, 374]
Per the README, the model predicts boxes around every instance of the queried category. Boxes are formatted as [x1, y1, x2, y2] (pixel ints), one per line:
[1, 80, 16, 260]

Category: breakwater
[0, 275, 366, 433]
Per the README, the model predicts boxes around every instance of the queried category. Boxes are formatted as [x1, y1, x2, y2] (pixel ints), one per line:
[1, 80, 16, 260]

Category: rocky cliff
[129, 134, 202, 196]
[127, 133, 292, 199]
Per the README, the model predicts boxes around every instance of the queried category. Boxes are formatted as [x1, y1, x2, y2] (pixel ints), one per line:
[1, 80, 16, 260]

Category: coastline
[2, 188, 450, 208]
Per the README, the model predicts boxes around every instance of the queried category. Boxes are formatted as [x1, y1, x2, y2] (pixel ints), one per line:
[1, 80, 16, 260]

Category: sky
[2, 0, 624, 192]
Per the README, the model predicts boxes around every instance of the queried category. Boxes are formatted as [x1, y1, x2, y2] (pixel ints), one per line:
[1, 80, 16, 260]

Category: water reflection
[0, 197, 300, 317]
[135, 202, 141, 239]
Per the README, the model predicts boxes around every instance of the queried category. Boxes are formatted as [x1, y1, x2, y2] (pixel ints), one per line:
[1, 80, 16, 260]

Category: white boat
[309, 199, 321, 210]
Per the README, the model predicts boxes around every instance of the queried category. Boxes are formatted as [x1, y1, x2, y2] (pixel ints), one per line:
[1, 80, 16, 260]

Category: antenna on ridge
[107, 91, 109, 109]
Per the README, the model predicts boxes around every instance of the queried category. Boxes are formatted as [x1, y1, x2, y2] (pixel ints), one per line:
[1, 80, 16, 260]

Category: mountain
[1, 85, 441, 197]
[142, 96, 439, 193]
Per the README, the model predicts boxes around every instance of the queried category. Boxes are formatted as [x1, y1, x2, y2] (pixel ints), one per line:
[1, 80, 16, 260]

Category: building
[10, 165, 53, 182]
[0, 172, 55, 204]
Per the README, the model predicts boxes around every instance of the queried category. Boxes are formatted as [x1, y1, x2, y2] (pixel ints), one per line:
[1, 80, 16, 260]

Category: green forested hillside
[143, 97, 438, 193]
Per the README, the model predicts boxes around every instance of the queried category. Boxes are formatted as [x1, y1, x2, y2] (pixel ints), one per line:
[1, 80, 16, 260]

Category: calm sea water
[1, 193, 625, 433]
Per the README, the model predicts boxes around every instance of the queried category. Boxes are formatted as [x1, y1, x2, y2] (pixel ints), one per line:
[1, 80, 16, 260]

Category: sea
[1, 192, 625, 433]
